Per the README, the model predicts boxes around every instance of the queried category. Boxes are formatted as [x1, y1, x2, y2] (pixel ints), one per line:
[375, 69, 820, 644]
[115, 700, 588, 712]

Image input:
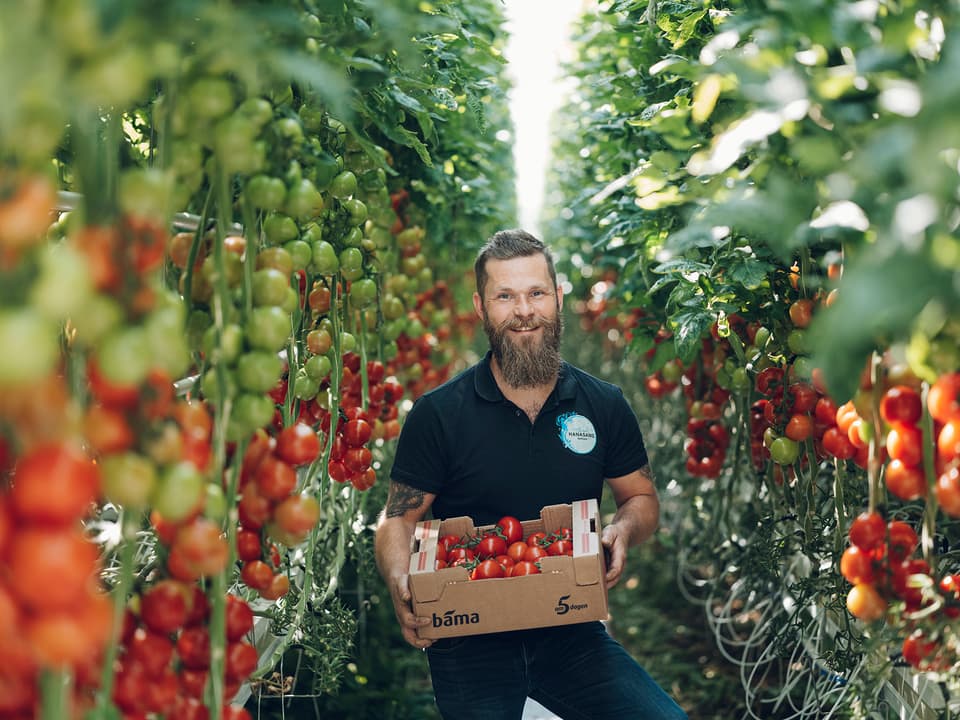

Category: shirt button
[515, 410, 522, 417]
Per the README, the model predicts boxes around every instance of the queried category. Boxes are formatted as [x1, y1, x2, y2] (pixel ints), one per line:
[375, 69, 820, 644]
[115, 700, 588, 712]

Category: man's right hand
[388, 572, 434, 649]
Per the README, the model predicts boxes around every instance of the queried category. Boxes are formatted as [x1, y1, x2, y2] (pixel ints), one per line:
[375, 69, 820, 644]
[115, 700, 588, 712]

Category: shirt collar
[474, 351, 577, 403]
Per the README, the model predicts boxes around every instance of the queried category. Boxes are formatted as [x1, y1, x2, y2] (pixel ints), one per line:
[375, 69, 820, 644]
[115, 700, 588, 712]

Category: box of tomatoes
[407, 498, 608, 638]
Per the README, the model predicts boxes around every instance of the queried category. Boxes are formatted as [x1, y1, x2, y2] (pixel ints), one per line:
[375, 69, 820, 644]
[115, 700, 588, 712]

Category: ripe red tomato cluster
[841, 510, 959, 671]
[236, 422, 321, 599]
[0, 442, 111, 715]
[113, 586, 255, 719]
[432, 515, 574, 580]
[930, 373, 960, 515]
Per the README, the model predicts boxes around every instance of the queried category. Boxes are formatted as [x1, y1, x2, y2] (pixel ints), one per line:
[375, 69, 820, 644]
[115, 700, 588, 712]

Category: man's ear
[556, 283, 564, 312]
[472, 291, 483, 319]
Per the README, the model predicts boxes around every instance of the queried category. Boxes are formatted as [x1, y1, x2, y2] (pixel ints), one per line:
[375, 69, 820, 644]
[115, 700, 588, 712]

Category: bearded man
[374, 229, 687, 720]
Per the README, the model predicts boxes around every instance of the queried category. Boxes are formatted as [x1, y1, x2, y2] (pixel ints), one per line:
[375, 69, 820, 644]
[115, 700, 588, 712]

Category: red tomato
[496, 515, 523, 545]
[886, 424, 923, 467]
[928, 372, 960, 423]
[446, 547, 475, 563]
[902, 631, 943, 670]
[822, 427, 856, 460]
[526, 531, 547, 547]
[938, 419, 960, 462]
[784, 413, 814, 442]
[494, 554, 515, 573]
[225, 641, 258, 680]
[471, 559, 506, 580]
[814, 397, 838, 427]
[839, 545, 876, 585]
[848, 511, 885, 551]
[509, 560, 541, 577]
[523, 545, 548, 562]
[241, 561, 275, 591]
[936, 466, 960, 517]
[886, 520, 919, 562]
[475, 533, 507, 559]
[260, 573, 290, 600]
[506, 541, 528, 564]
[239, 490, 272, 529]
[8, 525, 99, 613]
[546, 539, 573, 556]
[10, 442, 100, 524]
[275, 423, 321, 466]
[236, 529, 263, 562]
[176, 626, 211, 670]
[884, 459, 926, 501]
[879, 385, 922, 426]
[126, 627, 175, 675]
[225, 594, 254, 642]
[272, 494, 321, 538]
[344, 446, 373, 473]
[342, 418, 373, 448]
[140, 579, 191, 634]
[256, 455, 298, 501]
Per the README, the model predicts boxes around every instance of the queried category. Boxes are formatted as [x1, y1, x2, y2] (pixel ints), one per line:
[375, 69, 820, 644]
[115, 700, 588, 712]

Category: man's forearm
[375, 513, 418, 581]
[611, 490, 659, 547]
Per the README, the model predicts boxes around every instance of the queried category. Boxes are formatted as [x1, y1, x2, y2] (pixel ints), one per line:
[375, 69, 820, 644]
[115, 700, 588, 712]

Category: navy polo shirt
[389, 352, 649, 526]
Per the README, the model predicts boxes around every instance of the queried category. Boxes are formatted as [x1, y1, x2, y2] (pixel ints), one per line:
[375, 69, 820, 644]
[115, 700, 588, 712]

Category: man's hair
[474, 229, 558, 297]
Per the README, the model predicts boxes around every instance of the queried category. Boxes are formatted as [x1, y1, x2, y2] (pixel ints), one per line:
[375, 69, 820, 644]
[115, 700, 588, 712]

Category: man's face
[473, 255, 564, 388]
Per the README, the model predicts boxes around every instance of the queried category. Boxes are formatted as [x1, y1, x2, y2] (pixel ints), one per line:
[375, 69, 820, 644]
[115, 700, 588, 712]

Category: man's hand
[600, 524, 629, 589]
[386, 572, 433, 649]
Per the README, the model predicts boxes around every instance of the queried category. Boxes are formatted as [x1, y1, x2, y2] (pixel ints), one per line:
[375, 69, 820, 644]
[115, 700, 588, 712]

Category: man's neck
[489, 356, 557, 422]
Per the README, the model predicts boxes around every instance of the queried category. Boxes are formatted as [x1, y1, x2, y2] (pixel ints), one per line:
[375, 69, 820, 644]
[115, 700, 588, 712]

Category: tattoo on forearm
[639, 463, 656, 484]
[385, 481, 425, 518]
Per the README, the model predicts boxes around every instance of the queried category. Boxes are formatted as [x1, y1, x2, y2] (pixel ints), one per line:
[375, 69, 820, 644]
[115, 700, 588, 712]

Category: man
[374, 229, 687, 719]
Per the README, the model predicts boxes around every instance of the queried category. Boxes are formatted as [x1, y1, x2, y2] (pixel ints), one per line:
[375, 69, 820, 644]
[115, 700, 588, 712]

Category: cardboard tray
[407, 499, 608, 638]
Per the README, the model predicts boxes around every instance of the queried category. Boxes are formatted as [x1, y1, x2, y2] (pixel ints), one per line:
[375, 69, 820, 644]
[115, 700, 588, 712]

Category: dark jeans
[425, 621, 688, 720]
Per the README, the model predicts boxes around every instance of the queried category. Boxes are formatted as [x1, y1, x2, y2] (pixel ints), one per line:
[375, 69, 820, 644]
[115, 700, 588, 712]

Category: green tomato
[344, 198, 368, 226]
[204, 484, 228, 523]
[329, 170, 357, 199]
[350, 278, 378, 309]
[245, 174, 287, 211]
[236, 97, 274, 128]
[730, 367, 750, 391]
[262, 213, 299, 244]
[787, 329, 808, 355]
[293, 369, 320, 401]
[0, 308, 59, 385]
[71, 295, 123, 347]
[152, 462, 205, 522]
[236, 350, 283, 393]
[202, 322, 243, 366]
[381, 294, 405, 321]
[305, 354, 332, 381]
[340, 332, 356, 353]
[232, 392, 276, 435]
[252, 267, 292, 307]
[281, 286, 300, 314]
[186, 77, 235, 119]
[311, 240, 339, 275]
[284, 178, 324, 221]
[312, 152, 340, 191]
[97, 327, 150, 387]
[769, 437, 800, 465]
[100, 453, 157, 510]
[31, 242, 94, 321]
[283, 239, 313, 271]
[337, 226, 360, 249]
[339, 247, 364, 281]
[245, 306, 291, 351]
[200, 367, 237, 406]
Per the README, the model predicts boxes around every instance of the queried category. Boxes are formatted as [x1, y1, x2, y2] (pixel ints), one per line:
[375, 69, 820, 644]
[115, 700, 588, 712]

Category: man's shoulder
[562, 361, 623, 398]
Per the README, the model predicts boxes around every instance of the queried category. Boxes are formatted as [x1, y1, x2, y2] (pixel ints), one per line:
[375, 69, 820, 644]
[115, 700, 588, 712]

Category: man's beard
[483, 305, 563, 388]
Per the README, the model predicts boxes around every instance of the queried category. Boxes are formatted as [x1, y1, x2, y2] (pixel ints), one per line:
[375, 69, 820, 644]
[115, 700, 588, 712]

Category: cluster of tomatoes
[113, 586, 255, 719]
[0, 442, 111, 716]
[433, 515, 575, 580]
[841, 510, 960, 671]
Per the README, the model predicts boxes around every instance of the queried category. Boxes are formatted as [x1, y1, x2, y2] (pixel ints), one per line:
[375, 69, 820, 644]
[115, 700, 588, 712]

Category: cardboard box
[408, 499, 609, 638]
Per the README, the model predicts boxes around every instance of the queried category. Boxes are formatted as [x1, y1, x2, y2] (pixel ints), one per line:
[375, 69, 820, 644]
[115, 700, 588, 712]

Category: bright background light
[503, 0, 585, 238]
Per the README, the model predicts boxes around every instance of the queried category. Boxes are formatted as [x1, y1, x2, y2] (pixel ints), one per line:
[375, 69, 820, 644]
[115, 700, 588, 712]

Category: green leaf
[725, 254, 773, 290]
[670, 306, 714, 362]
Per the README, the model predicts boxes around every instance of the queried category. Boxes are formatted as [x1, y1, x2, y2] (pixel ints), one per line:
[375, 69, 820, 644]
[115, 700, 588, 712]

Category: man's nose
[513, 294, 534, 316]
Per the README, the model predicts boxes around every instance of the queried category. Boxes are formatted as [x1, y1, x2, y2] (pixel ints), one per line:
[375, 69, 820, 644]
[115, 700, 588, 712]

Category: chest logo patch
[556, 412, 597, 454]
